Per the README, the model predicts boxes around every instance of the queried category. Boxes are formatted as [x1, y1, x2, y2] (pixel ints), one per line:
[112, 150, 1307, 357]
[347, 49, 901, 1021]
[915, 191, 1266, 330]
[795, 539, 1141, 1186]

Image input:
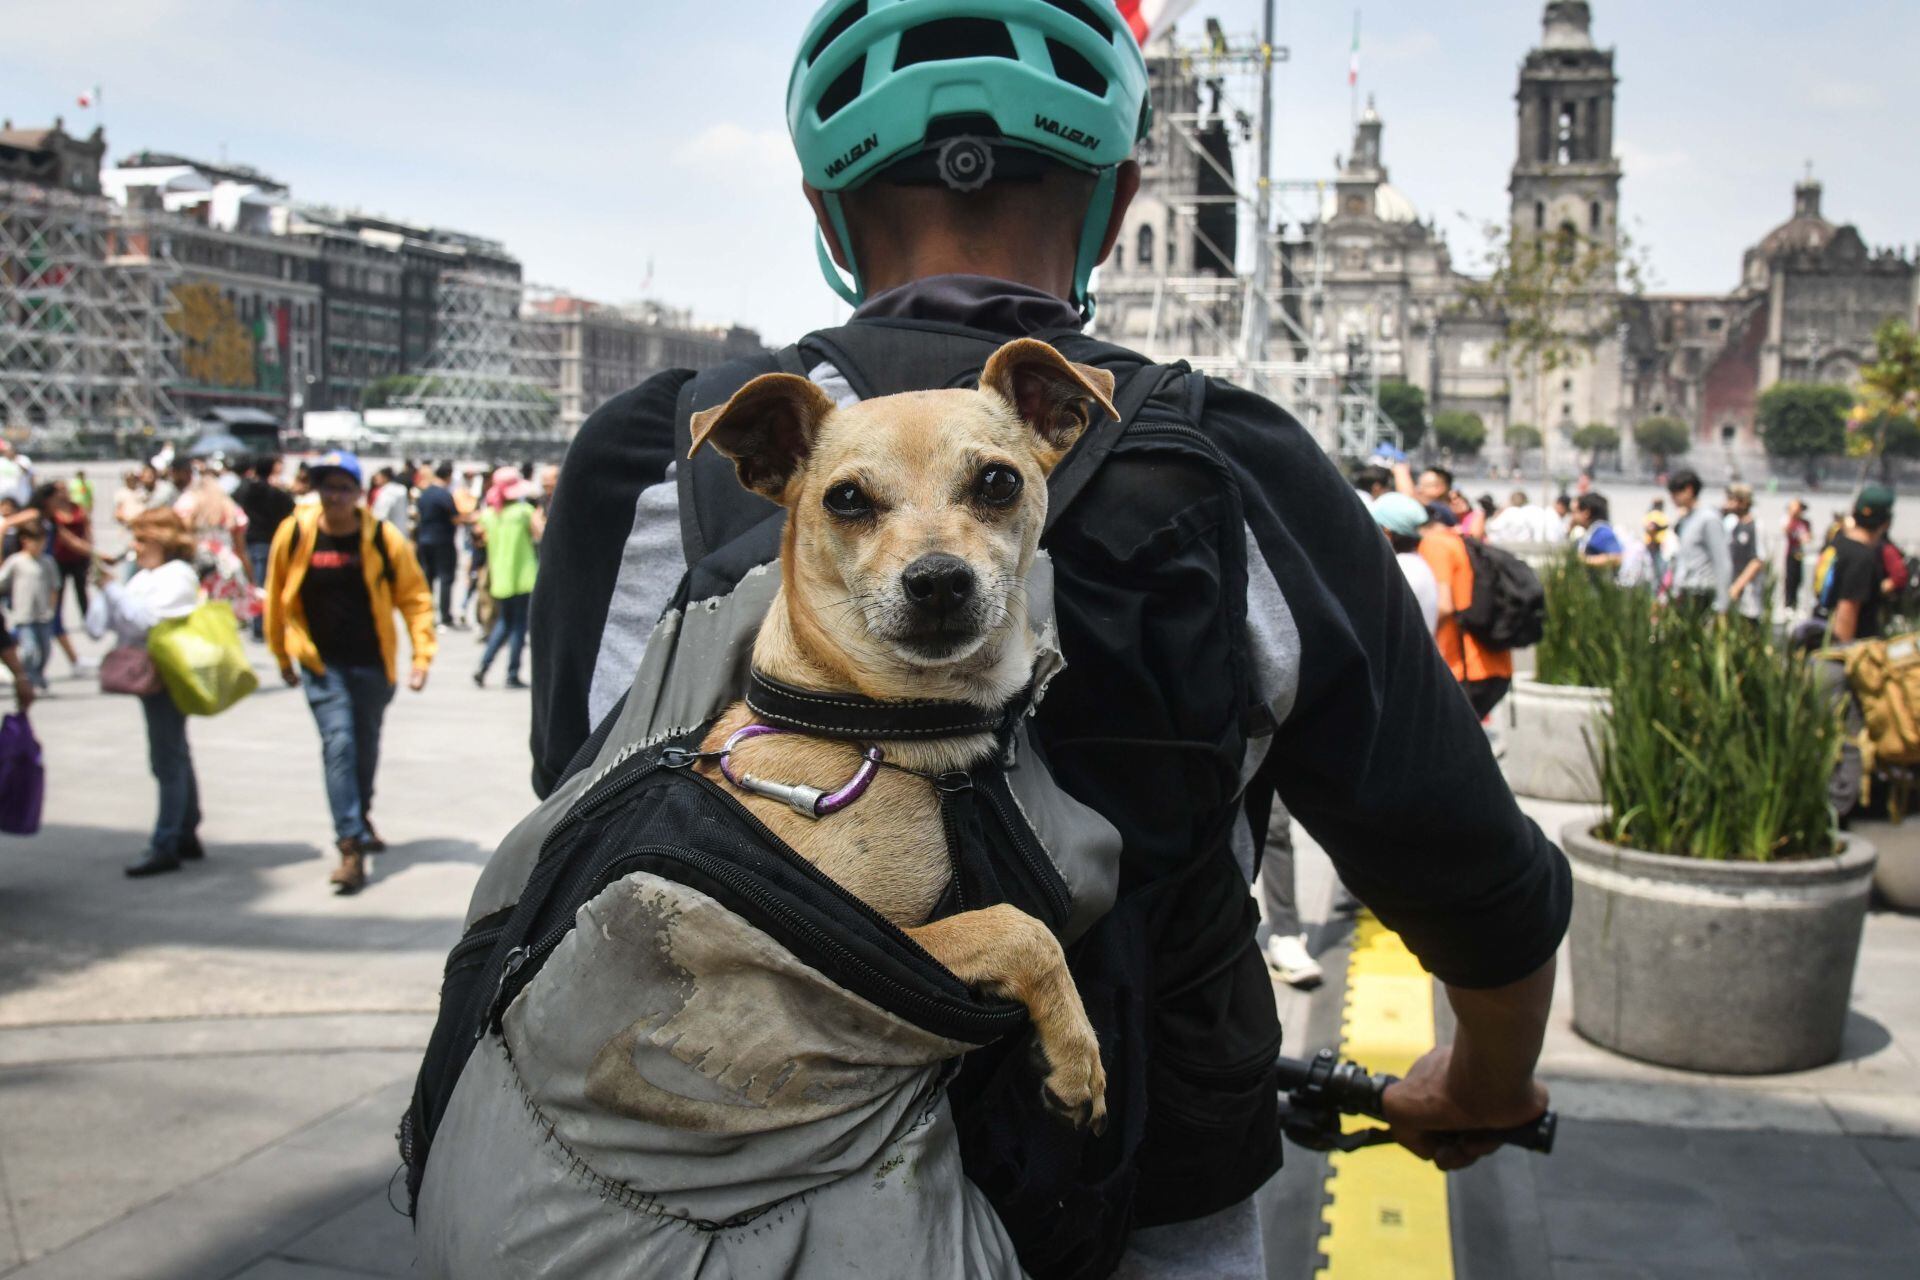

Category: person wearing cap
[264, 451, 437, 894]
[472, 472, 543, 688]
[1372, 492, 1441, 636]
[1816, 485, 1895, 645]
[1665, 469, 1733, 613]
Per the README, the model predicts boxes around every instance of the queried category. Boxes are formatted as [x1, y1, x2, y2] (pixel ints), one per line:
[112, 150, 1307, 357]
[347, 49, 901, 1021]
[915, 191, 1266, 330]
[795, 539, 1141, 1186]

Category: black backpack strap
[372, 519, 394, 585]
[673, 349, 789, 567]
[1043, 360, 1179, 536]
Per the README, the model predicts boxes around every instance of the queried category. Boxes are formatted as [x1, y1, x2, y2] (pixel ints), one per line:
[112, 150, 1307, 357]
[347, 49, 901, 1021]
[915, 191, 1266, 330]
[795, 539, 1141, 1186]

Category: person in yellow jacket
[265, 452, 436, 894]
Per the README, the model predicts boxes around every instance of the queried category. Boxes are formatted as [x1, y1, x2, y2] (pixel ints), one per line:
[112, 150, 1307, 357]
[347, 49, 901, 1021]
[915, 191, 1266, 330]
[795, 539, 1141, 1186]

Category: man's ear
[688, 373, 838, 501]
[980, 338, 1119, 465]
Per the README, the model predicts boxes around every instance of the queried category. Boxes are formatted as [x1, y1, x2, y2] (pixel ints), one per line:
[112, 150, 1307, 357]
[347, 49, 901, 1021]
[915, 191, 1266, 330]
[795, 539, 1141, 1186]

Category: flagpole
[1349, 11, 1361, 131]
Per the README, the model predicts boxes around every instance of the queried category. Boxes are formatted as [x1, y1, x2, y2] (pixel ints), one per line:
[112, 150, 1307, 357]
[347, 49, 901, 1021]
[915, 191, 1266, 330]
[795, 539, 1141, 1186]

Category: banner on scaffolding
[1115, 0, 1200, 46]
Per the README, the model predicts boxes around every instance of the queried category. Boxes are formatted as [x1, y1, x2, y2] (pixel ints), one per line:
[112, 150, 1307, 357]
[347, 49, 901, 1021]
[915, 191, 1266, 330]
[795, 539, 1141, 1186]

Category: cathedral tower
[1510, 1, 1621, 249]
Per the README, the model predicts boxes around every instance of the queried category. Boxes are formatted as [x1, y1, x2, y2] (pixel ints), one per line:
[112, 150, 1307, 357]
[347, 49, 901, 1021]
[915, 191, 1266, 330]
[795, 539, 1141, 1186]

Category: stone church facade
[1096, 0, 1918, 465]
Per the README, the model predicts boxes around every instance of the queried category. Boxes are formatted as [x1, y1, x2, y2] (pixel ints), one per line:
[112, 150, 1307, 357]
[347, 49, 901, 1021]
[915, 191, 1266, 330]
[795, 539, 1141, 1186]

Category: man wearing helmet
[532, 2, 1568, 1273]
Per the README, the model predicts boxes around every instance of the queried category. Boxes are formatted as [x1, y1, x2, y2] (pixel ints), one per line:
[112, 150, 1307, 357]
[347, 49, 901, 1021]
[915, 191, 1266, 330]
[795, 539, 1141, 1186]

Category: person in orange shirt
[1418, 522, 1515, 719]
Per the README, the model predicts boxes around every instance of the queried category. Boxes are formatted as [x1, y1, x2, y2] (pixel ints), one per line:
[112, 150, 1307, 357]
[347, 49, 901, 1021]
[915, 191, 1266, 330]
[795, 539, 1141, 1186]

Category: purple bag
[0, 713, 43, 836]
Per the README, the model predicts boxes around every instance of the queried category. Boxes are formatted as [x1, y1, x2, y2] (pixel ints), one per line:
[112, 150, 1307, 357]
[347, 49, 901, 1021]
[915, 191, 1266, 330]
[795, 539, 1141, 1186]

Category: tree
[1571, 423, 1620, 455]
[1633, 415, 1691, 470]
[1506, 423, 1543, 465]
[1376, 380, 1427, 450]
[1433, 410, 1488, 456]
[1759, 383, 1850, 483]
[1847, 319, 1920, 481]
[362, 374, 426, 410]
[1455, 221, 1647, 479]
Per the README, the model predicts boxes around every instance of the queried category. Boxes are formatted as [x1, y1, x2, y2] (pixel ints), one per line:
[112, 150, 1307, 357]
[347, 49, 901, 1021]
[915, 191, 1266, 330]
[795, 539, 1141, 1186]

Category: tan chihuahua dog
[686, 337, 1117, 1130]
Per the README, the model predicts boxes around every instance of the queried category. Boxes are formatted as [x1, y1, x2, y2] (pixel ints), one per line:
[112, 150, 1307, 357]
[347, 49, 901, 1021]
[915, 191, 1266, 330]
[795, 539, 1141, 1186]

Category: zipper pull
[479, 945, 532, 1039]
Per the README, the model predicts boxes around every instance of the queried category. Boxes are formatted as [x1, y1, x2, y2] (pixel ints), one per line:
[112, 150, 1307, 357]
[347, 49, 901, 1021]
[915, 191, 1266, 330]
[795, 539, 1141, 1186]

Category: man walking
[264, 452, 437, 893]
[1816, 486, 1895, 645]
[521, 5, 1568, 1271]
[412, 462, 461, 628]
[1783, 498, 1813, 613]
[1723, 483, 1771, 623]
[234, 455, 295, 640]
[1666, 469, 1732, 612]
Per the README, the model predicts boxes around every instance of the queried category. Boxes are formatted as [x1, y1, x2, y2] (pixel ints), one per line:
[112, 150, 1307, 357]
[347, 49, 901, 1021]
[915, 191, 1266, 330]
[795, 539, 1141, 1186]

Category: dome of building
[1756, 179, 1836, 259]
[1319, 182, 1419, 224]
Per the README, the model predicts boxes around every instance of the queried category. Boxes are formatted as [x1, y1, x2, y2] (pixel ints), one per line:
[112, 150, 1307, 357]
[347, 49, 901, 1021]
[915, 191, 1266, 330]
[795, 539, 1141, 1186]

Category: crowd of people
[0, 445, 560, 887]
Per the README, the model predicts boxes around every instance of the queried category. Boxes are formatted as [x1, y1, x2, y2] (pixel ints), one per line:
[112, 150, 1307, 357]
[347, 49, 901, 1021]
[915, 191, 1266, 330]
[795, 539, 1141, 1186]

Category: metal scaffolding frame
[0, 178, 179, 443]
[1100, 28, 1397, 458]
[397, 270, 562, 455]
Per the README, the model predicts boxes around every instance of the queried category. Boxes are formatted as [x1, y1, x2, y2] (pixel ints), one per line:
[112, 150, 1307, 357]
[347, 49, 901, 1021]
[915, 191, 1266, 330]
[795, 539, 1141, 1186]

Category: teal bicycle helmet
[788, 0, 1151, 316]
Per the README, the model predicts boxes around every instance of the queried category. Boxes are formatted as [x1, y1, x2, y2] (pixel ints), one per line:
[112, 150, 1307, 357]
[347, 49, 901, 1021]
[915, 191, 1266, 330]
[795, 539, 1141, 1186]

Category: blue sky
[7, 1, 1914, 345]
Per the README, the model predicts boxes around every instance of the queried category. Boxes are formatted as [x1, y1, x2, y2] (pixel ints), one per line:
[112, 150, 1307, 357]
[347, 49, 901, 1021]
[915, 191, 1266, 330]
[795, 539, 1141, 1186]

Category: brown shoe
[330, 839, 367, 895]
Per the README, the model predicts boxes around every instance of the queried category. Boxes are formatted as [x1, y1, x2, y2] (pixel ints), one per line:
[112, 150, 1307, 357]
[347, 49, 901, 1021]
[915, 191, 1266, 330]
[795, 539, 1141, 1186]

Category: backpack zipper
[975, 781, 1073, 929]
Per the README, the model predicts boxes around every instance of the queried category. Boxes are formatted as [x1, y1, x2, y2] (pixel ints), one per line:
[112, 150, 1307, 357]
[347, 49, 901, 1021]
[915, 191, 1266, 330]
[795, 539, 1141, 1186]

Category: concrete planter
[1503, 677, 1608, 802]
[1848, 816, 1920, 911]
[1564, 822, 1877, 1074]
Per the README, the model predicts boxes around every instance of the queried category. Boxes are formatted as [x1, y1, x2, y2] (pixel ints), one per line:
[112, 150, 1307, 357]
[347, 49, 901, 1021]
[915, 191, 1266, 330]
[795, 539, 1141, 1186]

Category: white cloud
[671, 124, 798, 191]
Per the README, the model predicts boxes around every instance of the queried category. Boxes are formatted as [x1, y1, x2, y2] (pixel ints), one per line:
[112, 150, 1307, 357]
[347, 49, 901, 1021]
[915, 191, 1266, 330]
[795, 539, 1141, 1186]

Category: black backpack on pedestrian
[1458, 538, 1545, 650]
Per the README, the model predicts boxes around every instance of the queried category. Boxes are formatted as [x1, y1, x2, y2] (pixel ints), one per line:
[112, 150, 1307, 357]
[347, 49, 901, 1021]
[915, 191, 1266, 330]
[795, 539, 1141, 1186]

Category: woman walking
[85, 510, 203, 877]
[472, 475, 542, 689]
[264, 453, 437, 894]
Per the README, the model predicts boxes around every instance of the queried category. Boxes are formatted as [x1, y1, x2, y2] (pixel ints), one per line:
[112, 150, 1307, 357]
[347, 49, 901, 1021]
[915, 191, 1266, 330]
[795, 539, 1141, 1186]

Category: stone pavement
[2, 624, 1919, 1278]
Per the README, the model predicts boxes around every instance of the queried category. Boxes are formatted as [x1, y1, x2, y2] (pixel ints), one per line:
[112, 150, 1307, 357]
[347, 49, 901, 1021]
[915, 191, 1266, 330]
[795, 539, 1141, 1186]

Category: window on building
[1590, 201, 1601, 230]
[1136, 224, 1155, 269]
[1556, 104, 1576, 164]
[1535, 201, 1545, 230]
[1707, 316, 1723, 333]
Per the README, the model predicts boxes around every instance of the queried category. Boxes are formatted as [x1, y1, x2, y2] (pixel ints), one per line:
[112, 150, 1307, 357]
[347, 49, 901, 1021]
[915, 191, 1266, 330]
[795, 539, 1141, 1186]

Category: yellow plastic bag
[148, 600, 260, 717]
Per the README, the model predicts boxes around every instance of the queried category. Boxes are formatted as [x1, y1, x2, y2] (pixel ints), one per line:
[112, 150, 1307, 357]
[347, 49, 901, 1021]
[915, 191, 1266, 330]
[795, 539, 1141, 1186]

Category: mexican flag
[1115, 0, 1200, 46]
[1349, 15, 1361, 87]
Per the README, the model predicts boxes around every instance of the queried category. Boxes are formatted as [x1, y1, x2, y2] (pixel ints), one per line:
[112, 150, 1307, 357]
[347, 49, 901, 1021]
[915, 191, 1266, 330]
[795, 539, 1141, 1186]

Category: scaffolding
[1098, 27, 1397, 458]
[0, 178, 179, 445]
[398, 270, 561, 456]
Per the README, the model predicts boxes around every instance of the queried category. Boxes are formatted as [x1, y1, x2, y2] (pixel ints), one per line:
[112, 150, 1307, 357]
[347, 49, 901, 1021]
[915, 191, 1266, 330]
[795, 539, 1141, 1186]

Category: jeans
[17, 621, 50, 690]
[478, 593, 531, 681]
[247, 543, 272, 639]
[418, 540, 458, 625]
[1257, 804, 1301, 939]
[302, 664, 395, 843]
[141, 691, 200, 855]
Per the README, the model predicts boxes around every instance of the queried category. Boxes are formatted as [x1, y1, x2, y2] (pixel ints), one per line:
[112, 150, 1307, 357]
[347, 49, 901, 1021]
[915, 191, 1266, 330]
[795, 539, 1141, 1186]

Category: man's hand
[280, 664, 300, 688]
[1381, 1043, 1549, 1171]
[407, 668, 429, 693]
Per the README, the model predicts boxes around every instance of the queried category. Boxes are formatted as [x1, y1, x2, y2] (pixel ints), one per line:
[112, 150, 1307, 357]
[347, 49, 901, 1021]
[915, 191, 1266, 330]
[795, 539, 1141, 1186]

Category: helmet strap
[815, 193, 864, 307]
[1071, 166, 1119, 323]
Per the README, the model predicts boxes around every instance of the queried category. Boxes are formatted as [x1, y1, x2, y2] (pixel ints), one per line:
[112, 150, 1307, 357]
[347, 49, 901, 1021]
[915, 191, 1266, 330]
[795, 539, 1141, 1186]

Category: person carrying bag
[85, 510, 207, 877]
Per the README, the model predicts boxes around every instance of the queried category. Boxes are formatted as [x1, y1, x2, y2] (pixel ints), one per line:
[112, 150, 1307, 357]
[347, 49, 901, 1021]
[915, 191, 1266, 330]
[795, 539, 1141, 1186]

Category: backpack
[1840, 632, 1920, 777]
[403, 321, 1280, 1279]
[1458, 537, 1545, 650]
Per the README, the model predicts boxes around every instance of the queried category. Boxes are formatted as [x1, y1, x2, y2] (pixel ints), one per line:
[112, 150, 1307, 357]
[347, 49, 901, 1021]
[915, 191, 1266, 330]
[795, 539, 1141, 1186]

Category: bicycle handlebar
[1274, 1049, 1557, 1156]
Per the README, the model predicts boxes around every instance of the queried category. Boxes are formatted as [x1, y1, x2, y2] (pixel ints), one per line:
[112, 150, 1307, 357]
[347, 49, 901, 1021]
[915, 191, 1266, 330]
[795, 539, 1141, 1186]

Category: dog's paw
[1035, 1022, 1108, 1136]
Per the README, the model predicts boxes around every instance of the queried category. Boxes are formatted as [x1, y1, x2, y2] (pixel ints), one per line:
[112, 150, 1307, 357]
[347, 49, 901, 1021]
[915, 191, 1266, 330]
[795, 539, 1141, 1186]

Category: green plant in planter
[1536, 548, 1649, 689]
[1596, 607, 1843, 861]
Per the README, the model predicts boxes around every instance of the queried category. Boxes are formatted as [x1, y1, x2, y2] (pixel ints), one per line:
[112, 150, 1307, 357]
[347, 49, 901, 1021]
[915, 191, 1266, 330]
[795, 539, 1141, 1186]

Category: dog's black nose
[902, 554, 975, 614]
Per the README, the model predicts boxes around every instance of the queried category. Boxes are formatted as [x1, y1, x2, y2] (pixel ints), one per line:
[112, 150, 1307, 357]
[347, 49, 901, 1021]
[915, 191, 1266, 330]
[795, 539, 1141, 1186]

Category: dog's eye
[975, 465, 1022, 507]
[822, 482, 873, 518]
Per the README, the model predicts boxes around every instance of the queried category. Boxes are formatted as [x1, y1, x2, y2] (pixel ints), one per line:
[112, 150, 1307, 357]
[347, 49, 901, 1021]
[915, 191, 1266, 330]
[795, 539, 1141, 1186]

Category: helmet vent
[1046, 38, 1109, 98]
[894, 17, 1018, 69]
[807, 1, 867, 65]
[1040, 0, 1113, 43]
[816, 56, 868, 121]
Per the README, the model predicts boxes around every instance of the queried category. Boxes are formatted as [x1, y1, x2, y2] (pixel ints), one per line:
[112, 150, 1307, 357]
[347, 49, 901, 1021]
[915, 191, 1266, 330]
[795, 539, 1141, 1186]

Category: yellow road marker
[1316, 913, 1453, 1279]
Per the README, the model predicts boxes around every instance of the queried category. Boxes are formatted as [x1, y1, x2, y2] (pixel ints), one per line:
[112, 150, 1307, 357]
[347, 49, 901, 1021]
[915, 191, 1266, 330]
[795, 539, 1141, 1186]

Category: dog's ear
[688, 373, 838, 500]
[980, 338, 1119, 465]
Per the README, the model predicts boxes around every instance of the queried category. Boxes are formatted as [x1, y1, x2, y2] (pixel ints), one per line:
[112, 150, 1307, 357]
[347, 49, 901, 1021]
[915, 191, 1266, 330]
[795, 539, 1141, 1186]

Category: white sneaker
[1265, 934, 1324, 988]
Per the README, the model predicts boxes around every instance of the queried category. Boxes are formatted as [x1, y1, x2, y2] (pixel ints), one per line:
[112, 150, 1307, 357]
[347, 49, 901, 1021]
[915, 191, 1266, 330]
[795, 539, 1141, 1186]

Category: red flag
[1114, 0, 1200, 46]
[76, 85, 100, 109]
